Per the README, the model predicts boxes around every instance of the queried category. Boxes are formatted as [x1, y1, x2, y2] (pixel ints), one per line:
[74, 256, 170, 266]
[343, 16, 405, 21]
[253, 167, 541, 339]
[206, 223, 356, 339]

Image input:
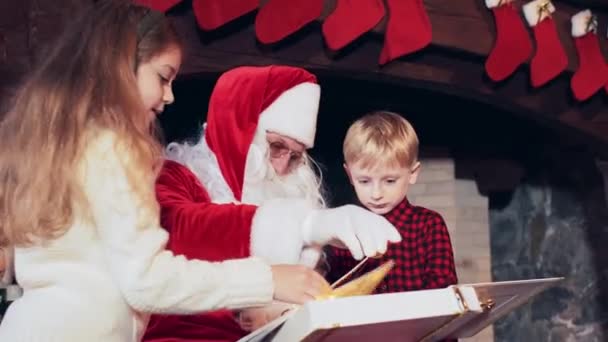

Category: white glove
[301, 205, 402, 260]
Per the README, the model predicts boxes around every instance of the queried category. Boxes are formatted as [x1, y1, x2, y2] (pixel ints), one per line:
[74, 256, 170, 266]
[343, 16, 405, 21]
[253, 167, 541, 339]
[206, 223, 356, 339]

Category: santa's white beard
[165, 128, 325, 209]
[241, 147, 324, 208]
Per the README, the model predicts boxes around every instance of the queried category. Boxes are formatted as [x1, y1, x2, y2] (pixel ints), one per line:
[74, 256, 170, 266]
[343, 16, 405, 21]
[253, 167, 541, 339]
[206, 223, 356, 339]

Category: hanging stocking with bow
[133, 0, 181, 12]
[193, 0, 258, 30]
[379, 0, 432, 65]
[255, 0, 324, 44]
[523, 0, 568, 87]
[322, 0, 386, 51]
[484, 0, 533, 82]
[570, 10, 608, 101]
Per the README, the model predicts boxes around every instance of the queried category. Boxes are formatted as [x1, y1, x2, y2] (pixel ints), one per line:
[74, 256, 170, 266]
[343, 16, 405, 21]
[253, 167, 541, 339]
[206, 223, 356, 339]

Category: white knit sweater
[0, 131, 274, 341]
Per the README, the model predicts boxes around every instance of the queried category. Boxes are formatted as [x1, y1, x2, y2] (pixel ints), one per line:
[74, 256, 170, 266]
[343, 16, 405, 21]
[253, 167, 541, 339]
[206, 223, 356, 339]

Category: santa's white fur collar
[166, 132, 237, 204]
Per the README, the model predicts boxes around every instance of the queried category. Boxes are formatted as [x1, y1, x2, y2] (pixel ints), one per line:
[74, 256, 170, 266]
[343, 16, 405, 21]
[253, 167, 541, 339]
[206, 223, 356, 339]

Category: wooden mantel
[168, 0, 608, 155]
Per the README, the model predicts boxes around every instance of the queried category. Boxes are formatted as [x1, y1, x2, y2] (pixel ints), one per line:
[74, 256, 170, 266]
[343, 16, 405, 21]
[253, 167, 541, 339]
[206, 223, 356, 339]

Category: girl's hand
[270, 264, 331, 304]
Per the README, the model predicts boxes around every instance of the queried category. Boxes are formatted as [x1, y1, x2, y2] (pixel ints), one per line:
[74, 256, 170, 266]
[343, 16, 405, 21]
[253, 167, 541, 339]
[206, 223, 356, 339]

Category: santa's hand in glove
[302, 204, 401, 260]
[252, 201, 402, 265]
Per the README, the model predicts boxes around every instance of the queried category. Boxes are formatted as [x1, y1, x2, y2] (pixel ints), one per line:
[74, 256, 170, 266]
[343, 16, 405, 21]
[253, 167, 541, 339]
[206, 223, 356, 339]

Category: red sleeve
[156, 160, 258, 261]
[423, 213, 458, 289]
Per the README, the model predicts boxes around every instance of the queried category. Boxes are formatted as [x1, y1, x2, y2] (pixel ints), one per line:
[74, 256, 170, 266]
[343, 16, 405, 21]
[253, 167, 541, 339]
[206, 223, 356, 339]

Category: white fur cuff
[523, 0, 555, 27]
[571, 10, 595, 37]
[299, 246, 322, 269]
[250, 198, 316, 265]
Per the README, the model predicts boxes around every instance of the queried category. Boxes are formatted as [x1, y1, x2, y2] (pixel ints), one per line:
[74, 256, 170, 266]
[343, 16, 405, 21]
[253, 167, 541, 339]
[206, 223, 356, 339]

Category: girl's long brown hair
[0, 0, 181, 246]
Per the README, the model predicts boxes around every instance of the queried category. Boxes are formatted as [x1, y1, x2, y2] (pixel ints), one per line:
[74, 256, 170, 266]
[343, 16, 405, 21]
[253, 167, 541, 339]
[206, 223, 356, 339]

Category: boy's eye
[386, 179, 397, 184]
[357, 179, 370, 184]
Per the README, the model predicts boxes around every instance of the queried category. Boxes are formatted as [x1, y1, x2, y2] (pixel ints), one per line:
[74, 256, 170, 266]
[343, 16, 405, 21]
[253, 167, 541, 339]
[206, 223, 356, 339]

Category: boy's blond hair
[343, 111, 419, 169]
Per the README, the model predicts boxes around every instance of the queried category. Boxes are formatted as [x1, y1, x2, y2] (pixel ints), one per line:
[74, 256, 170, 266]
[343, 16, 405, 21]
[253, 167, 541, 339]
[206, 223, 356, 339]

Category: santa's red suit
[143, 65, 400, 342]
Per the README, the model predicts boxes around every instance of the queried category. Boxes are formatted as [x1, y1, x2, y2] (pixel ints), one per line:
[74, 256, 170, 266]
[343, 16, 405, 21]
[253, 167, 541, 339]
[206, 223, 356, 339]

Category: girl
[0, 1, 328, 341]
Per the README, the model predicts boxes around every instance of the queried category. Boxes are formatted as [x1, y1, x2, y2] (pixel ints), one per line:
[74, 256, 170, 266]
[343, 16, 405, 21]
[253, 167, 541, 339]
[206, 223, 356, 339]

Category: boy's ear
[343, 163, 354, 184]
[409, 161, 421, 185]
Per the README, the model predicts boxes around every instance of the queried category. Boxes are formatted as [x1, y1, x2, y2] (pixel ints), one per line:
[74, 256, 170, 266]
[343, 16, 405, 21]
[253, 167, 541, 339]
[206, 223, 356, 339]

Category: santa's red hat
[204, 65, 321, 201]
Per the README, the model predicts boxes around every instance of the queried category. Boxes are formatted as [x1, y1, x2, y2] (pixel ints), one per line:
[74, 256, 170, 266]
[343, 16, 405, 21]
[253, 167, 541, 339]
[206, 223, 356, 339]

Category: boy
[327, 111, 458, 294]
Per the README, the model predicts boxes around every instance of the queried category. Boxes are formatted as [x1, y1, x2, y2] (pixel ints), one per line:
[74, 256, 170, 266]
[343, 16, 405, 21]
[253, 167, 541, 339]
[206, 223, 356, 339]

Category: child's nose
[164, 86, 175, 105]
[371, 184, 383, 200]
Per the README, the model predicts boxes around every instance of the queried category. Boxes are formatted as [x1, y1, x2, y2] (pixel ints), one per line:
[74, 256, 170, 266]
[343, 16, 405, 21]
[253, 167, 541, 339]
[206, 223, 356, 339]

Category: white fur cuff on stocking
[485, 0, 512, 9]
[571, 10, 595, 38]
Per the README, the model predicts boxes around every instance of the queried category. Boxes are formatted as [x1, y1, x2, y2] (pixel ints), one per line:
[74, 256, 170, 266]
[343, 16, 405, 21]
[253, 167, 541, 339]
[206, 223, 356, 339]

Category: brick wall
[408, 158, 493, 342]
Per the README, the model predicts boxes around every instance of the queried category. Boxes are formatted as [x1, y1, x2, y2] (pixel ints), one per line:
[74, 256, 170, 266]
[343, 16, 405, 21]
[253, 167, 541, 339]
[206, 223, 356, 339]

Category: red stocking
[379, 0, 432, 65]
[484, 0, 533, 82]
[523, 0, 568, 87]
[193, 0, 258, 30]
[133, 0, 181, 12]
[322, 0, 386, 51]
[255, 0, 324, 44]
[570, 10, 608, 101]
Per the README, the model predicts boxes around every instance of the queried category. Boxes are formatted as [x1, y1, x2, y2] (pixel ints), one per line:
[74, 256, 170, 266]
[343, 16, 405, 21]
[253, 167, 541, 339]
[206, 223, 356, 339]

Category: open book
[237, 260, 395, 342]
[238, 272, 564, 342]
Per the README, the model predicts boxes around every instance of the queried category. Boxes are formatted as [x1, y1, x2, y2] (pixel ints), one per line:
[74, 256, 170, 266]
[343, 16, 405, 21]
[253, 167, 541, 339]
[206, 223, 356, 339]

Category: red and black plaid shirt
[326, 198, 458, 293]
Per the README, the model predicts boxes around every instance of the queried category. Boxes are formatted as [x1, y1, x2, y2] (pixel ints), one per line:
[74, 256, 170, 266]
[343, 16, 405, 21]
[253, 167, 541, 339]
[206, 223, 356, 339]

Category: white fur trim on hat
[258, 82, 320, 148]
[485, 0, 512, 9]
[523, 0, 555, 27]
[571, 10, 595, 37]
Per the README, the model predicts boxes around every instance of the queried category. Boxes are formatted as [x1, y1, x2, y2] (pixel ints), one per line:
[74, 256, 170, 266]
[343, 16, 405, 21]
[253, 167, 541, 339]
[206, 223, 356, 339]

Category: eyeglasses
[268, 141, 305, 166]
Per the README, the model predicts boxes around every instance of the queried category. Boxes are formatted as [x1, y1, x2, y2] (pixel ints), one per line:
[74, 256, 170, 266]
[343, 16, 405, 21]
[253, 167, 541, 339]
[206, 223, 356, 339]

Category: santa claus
[143, 65, 400, 342]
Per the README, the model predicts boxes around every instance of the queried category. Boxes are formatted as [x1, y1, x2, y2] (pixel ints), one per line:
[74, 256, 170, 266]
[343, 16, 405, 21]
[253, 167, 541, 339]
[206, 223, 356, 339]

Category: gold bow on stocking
[586, 14, 598, 34]
[536, 0, 554, 25]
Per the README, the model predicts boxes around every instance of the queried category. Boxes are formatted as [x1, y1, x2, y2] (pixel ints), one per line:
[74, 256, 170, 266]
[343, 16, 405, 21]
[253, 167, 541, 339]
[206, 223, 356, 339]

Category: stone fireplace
[486, 149, 608, 342]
